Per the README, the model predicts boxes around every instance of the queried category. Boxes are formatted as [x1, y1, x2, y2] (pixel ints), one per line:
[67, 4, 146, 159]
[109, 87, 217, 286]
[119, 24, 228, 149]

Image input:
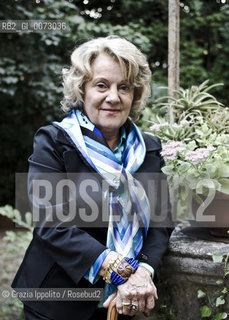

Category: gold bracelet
[103, 254, 124, 283]
[106, 255, 124, 283]
[103, 255, 123, 283]
[103, 255, 137, 284]
[103, 257, 116, 281]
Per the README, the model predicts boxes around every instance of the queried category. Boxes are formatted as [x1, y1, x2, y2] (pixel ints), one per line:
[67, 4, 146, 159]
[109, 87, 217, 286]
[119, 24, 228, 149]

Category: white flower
[207, 145, 216, 152]
[149, 122, 168, 132]
[185, 148, 211, 165]
[161, 141, 186, 161]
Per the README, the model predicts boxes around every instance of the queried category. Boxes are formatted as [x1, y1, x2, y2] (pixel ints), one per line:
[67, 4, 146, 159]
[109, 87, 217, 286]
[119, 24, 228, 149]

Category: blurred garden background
[0, 1, 229, 319]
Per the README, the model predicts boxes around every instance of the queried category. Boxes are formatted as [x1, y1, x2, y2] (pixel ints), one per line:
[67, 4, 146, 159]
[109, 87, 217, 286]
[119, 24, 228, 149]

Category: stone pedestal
[156, 230, 229, 319]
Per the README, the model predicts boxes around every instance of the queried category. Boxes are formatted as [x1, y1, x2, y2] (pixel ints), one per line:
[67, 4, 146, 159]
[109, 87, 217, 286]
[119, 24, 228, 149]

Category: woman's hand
[103, 266, 158, 316]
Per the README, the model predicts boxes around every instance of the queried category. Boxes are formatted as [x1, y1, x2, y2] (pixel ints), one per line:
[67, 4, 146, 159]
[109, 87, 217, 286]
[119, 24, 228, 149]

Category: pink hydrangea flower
[149, 123, 168, 132]
[185, 148, 211, 165]
[161, 141, 185, 161]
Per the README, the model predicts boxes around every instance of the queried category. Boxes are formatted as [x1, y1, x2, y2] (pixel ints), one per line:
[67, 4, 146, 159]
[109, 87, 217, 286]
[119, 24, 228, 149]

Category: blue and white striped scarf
[54, 109, 151, 293]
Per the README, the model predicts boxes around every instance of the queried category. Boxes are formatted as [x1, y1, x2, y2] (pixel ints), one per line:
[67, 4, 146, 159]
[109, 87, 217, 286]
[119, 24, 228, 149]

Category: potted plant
[148, 81, 229, 237]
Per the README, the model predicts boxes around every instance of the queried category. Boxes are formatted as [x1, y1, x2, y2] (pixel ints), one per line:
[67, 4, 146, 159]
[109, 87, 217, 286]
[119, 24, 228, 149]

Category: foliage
[160, 130, 229, 196]
[0, 206, 33, 319]
[179, 0, 229, 106]
[149, 82, 229, 201]
[0, 0, 77, 205]
[197, 254, 228, 320]
[0, 205, 33, 231]
[0, 297, 23, 320]
[154, 80, 224, 120]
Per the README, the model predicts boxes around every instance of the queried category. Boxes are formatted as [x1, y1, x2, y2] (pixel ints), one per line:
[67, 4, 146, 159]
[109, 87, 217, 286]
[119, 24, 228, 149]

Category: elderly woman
[12, 36, 172, 320]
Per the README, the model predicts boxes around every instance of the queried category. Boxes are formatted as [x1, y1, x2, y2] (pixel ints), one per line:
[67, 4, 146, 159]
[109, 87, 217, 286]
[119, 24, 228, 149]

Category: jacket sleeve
[28, 125, 107, 286]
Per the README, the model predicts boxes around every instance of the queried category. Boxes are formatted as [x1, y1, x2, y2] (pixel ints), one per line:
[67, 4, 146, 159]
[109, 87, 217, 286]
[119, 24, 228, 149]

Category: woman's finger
[145, 295, 155, 310]
[103, 292, 117, 308]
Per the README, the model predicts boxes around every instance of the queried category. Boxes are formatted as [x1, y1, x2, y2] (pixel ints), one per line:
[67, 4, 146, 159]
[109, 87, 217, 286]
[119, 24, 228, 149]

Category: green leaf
[14, 210, 22, 224]
[196, 129, 205, 136]
[212, 253, 224, 263]
[218, 164, 229, 178]
[67, 15, 84, 24]
[219, 178, 229, 195]
[221, 287, 228, 294]
[3, 76, 19, 84]
[196, 179, 216, 194]
[161, 165, 174, 175]
[204, 164, 218, 178]
[203, 82, 224, 93]
[3, 231, 16, 242]
[179, 162, 192, 172]
[215, 296, 225, 307]
[201, 305, 212, 317]
[197, 289, 206, 298]
[180, 187, 189, 202]
[214, 312, 228, 320]
[216, 280, 224, 285]
[25, 212, 32, 227]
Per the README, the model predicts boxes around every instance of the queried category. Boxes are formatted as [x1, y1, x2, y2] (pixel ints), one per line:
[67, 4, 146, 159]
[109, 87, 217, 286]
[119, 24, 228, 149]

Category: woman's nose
[105, 87, 120, 104]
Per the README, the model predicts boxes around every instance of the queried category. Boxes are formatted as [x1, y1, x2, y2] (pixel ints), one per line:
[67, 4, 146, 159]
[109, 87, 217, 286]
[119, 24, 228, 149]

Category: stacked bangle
[103, 255, 139, 285]
[103, 254, 124, 284]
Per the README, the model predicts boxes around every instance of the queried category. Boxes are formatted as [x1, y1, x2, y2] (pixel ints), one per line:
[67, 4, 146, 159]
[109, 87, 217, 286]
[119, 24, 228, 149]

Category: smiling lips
[101, 108, 121, 112]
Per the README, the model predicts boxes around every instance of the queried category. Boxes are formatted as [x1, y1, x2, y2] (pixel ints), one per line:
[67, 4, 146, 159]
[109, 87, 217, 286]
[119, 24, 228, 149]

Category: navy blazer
[12, 124, 172, 320]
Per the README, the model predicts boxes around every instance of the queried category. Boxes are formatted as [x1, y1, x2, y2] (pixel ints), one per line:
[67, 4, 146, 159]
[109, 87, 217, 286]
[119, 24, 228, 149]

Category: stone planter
[157, 230, 229, 320]
[191, 191, 229, 238]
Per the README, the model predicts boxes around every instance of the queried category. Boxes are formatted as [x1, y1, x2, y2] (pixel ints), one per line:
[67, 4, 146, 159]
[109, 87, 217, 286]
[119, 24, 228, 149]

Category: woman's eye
[96, 83, 107, 90]
[119, 84, 130, 91]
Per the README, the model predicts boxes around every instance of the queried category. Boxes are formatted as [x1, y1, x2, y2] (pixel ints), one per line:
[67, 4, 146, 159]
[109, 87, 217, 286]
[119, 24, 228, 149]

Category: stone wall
[154, 230, 229, 320]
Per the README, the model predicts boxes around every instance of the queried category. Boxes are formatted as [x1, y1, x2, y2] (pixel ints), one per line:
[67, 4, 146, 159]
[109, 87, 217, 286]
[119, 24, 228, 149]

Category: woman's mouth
[101, 108, 121, 113]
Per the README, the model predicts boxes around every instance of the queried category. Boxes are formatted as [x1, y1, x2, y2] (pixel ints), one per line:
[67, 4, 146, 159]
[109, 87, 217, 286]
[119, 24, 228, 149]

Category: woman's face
[83, 53, 134, 138]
